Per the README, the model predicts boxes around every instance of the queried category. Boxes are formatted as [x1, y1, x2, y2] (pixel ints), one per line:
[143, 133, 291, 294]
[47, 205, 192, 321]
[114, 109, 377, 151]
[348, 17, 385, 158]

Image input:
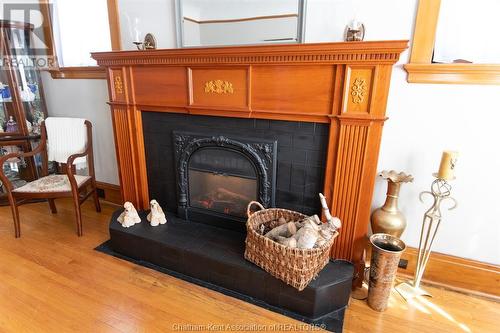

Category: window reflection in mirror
[176, 0, 306, 47]
[433, 0, 500, 64]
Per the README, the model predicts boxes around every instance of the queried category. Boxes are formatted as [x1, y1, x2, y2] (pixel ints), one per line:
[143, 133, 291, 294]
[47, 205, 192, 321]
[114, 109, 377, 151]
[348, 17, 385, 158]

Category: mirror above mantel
[175, 0, 306, 47]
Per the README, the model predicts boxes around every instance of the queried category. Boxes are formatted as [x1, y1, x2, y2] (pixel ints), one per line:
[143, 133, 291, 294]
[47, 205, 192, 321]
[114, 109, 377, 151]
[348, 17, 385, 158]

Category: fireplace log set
[194, 187, 252, 217]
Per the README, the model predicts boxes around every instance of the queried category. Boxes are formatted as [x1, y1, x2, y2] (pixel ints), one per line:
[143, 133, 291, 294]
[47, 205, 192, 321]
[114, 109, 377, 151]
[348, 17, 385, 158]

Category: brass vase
[371, 170, 413, 238]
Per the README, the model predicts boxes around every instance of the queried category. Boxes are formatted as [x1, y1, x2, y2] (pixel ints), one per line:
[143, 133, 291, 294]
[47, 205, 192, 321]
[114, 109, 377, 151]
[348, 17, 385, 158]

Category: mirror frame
[174, 0, 307, 48]
[405, 0, 500, 85]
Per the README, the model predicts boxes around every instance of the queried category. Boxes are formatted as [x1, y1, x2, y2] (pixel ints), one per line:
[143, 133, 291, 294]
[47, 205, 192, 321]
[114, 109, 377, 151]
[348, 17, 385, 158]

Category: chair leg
[7, 194, 20, 238]
[72, 194, 83, 237]
[92, 188, 101, 213]
[48, 199, 57, 214]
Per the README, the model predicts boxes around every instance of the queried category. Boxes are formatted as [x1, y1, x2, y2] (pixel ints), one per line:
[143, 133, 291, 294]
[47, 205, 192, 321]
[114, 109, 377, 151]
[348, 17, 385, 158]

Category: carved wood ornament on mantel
[351, 78, 367, 104]
[113, 76, 123, 94]
[92, 40, 408, 288]
[204, 80, 234, 94]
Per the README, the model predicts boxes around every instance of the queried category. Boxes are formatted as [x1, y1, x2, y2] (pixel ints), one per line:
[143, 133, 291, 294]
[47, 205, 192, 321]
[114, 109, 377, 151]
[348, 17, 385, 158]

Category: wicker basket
[244, 201, 338, 291]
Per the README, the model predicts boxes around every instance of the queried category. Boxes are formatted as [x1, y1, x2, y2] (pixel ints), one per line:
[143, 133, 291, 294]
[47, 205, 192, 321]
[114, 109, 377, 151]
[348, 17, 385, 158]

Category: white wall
[118, 0, 177, 50]
[378, 71, 500, 266]
[307, 0, 500, 265]
[183, 20, 200, 46]
[189, 0, 299, 20]
[40, 73, 119, 185]
[198, 17, 298, 46]
[305, 0, 413, 42]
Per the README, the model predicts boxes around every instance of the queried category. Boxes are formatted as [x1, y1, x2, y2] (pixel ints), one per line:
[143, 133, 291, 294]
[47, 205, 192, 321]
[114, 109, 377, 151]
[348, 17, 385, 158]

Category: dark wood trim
[107, 0, 122, 51]
[38, 1, 55, 59]
[0, 134, 41, 142]
[183, 13, 298, 25]
[96, 181, 122, 205]
[0, 20, 33, 29]
[48, 67, 107, 79]
[398, 246, 500, 298]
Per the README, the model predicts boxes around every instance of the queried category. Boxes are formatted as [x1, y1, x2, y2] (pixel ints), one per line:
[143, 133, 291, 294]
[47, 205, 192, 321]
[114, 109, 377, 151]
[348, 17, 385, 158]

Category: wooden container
[244, 201, 338, 291]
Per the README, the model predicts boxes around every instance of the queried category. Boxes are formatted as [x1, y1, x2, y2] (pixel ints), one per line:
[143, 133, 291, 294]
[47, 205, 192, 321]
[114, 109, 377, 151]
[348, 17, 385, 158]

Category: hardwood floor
[0, 199, 497, 333]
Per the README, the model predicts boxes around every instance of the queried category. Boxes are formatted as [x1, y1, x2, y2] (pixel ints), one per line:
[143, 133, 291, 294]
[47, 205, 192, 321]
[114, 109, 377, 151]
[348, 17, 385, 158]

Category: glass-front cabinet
[0, 20, 48, 202]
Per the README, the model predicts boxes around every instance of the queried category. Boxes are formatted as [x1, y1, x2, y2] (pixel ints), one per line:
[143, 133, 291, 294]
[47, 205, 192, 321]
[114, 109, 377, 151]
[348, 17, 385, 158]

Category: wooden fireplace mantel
[92, 40, 407, 287]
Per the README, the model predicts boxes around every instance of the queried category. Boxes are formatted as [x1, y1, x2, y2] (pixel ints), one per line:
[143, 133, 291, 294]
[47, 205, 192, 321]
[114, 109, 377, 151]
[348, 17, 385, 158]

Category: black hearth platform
[108, 210, 354, 332]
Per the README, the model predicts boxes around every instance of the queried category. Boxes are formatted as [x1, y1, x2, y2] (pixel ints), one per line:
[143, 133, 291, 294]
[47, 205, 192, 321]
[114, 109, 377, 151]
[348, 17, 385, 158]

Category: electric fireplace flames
[189, 149, 258, 218]
[174, 131, 277, 230]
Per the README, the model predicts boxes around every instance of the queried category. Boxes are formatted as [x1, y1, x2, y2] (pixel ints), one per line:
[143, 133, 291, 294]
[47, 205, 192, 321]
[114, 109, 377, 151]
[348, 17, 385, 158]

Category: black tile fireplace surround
[143, 112, 329, 226]
[104, 113, 353, 331]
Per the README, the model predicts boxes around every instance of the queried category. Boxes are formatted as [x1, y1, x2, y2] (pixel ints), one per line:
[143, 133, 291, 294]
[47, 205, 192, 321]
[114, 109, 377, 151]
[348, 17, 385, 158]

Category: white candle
[437, 151, 458, 180]
[134, 28, 141, 42]
[133, 18, 141, 42]
[350, 19, 360, 30]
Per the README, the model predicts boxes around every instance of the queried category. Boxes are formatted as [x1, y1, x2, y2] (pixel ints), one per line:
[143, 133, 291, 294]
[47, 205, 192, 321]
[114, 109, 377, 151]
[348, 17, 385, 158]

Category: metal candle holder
[395, 176, 457, 301]
[133, 33, 157, 50]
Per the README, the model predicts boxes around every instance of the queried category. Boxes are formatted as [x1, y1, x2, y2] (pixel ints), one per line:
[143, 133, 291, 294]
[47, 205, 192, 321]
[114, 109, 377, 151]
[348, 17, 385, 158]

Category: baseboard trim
[397, 246, 500, 298]
[95, 182, 122, 206]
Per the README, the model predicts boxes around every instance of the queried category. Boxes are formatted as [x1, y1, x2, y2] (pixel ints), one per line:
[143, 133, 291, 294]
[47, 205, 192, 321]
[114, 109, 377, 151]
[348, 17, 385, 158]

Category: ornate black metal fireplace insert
[173, 131, 277, 230]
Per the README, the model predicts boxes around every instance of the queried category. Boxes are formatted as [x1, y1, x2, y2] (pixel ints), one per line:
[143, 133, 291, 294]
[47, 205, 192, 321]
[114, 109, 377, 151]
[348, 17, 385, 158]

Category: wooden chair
[0, 120, 101, 237]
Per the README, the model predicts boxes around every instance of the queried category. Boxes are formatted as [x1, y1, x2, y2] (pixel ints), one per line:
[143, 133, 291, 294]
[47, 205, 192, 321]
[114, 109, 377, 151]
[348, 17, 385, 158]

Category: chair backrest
[44, 117, 89, 165]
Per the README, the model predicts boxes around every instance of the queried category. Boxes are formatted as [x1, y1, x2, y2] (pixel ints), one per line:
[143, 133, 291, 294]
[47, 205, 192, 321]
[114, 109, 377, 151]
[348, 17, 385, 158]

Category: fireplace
[93, 40, 408, 288]
[173, 131, 276, 230]
[95, 41, 406, 330]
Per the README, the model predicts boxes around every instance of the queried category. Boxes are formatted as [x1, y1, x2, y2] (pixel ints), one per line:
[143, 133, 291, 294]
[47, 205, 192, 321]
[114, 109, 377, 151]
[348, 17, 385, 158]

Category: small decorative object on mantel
[396, 151, 458, 301]
[371, 170, 414, 237]
[147, 199, 167, 226]
[344, 19, 365, 42]
[117, 201, 142, 228]
[133, 33, 157, 50]
[367, 233, 406, 312]
[245, 194, 340, 291]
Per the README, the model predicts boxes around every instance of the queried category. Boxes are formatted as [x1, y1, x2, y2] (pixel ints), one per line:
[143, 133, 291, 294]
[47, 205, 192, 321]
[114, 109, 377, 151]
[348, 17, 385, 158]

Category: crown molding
[92, 40, 408, 67]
